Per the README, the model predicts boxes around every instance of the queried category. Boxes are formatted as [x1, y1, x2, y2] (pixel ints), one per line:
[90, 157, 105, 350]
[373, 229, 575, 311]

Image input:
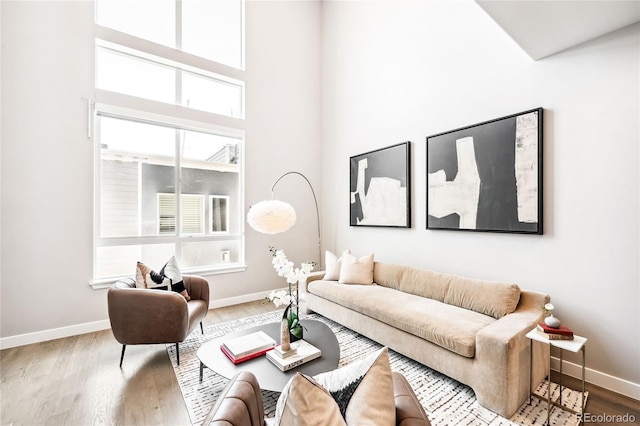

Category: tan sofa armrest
[474, 290, 550, 416]
[300, 271, 325, 293]
[393, 372, 431, 426]
[477, 290, 549, 345]
[299, 272, 325, 315]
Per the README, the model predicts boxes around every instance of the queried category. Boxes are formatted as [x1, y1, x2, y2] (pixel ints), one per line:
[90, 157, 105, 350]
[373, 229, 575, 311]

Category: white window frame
[91, 1, 246, 288]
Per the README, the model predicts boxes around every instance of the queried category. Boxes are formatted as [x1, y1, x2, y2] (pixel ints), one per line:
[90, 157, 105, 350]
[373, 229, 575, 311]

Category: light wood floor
[1, 300, 638, 425]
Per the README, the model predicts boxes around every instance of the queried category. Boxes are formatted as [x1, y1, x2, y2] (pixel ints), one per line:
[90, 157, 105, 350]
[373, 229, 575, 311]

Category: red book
[220, 344, 276, 364]
[537, 322, 574, 336]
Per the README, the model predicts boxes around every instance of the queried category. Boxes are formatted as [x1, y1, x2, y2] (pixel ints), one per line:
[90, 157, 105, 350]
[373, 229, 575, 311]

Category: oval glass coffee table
[197, 319, 340, 392]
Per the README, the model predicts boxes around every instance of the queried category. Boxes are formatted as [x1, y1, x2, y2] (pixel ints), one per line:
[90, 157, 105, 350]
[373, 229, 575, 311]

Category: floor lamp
[247, 171, 322, 268]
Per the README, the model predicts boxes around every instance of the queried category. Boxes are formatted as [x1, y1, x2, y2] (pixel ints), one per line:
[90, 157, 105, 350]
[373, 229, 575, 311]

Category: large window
[93, 0, 245, 284]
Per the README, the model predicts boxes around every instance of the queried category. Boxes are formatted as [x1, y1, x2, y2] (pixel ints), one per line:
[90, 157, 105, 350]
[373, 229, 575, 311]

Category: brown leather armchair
[107, 275, 210, 367]
[203, 371, 431, 426]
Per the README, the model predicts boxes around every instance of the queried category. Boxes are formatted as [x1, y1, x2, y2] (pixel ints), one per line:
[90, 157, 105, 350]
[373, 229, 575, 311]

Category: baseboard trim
[207, 290, 271, 309]
[551, 356, 640, 401]
[0, 319, 112, 350]
[0, 291, 272, 350]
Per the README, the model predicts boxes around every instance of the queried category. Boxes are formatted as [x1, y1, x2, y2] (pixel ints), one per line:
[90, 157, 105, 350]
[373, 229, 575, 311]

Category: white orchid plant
[267, 246, 315, 339]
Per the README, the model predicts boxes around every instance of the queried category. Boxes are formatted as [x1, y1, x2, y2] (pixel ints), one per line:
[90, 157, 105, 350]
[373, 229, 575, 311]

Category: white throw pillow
[323, 250, 350, 281]
[339, 251, 374, 285]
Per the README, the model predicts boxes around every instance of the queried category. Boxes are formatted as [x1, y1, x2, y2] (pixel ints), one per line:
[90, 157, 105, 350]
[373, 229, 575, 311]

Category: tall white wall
[179, 0, 323, 300]
[321, 0, 639, 394]
[219, 0, 323, 300]
[0, 1, 322, 339]
[1, 1, 97, 337]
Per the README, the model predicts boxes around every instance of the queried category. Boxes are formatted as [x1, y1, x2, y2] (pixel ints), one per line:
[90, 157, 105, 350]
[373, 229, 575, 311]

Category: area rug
[167, 310, 587, 425]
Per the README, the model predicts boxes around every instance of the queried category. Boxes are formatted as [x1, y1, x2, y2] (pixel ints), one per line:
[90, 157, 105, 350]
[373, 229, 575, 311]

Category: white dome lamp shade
[247, 199, 297, 234]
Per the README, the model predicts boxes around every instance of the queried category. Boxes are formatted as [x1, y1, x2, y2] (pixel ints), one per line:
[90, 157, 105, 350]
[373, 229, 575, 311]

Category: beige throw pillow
[313, 347, 395, 426]
[274, 373, 346, 426]
[323, 250, 349, 281]
[339, 251, 374, 285]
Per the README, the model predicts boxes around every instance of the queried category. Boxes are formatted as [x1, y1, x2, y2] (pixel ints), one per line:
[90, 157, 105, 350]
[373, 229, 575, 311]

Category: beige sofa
[300, 261, 549, 418]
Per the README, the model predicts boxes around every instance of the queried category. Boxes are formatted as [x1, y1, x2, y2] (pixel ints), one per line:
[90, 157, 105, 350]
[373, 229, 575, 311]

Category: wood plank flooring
[1, 300, 638, 425]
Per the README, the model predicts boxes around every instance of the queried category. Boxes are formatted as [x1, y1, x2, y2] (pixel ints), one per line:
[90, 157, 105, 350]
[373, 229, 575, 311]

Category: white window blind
[158, 193, 204, 235]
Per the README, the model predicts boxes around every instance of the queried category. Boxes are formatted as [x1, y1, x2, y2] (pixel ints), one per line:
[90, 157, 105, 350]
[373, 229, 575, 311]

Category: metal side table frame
[526, 328, 587, 426]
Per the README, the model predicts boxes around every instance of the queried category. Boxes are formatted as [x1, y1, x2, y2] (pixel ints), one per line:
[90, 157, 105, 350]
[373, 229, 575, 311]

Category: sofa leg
[176, 343, 180, 365]
[119, 345, 126, 368]
[200, 322, 204, 334]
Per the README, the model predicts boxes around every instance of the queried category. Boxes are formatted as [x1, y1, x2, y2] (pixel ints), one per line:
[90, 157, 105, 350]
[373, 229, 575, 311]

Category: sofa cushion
[443, 275, 520, 319]
[275, 373, 346, 426]
[339, 252, 374, 285]
[373, 263, 521, 319]
[314, 347, 395, 426]
[374, 262, 451, 303]
[308, 281, 494, 357]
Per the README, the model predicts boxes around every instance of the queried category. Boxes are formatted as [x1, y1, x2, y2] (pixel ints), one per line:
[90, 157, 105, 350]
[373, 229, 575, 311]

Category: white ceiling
[475, 0, 640, 60]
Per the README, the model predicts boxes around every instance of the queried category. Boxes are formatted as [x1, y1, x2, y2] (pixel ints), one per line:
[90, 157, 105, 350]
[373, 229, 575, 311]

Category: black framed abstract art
[426, 108, 542, 234]
[350, 142, 411, 228]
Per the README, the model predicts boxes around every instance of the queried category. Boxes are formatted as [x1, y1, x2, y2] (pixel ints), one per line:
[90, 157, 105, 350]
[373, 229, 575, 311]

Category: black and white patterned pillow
[134, 256, 190, 301]
[313, 347, 395, 425]
[160, 256, 190, 301]
[135, 261, 171, 290]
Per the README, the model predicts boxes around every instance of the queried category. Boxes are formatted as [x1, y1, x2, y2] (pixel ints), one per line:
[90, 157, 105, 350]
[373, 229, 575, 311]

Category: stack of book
[220, 331, 277, 364]
[536, 323, 574, 340]
[266, 340, 321, 371]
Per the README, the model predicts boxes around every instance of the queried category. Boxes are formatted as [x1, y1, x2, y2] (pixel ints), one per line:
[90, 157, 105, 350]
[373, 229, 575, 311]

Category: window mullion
[175, 0, 183, 111]
[176, 0, 183, 51]
[175, 0, 183, 258]
[93, 117, 103, 280]
[175, 129, 182, 239]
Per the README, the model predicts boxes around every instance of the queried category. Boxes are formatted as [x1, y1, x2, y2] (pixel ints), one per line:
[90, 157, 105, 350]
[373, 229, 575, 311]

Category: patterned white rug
[167, 310, 587, 425]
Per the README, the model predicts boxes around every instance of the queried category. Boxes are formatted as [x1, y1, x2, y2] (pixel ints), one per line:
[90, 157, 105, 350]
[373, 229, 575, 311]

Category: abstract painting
[350, 142, 411, 228]
[426, 108, 542, 234]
